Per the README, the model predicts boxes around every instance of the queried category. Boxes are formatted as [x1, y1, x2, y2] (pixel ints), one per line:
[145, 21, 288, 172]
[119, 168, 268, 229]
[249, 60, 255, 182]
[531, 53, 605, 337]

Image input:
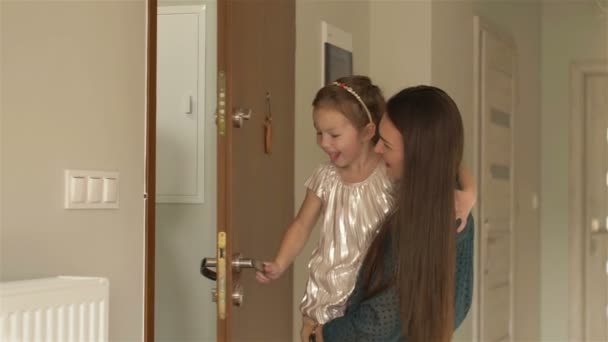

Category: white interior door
[477, 20, 517, 342]
[585, 73, 608, 341]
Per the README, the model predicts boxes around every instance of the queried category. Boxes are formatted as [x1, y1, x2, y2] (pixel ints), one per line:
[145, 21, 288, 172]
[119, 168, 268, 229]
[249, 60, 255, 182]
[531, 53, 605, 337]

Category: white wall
[540, 2, 607, 341]
[294, 1, 371, 340]
[154, 1, 218, 341]
[0, 2, 146, 341]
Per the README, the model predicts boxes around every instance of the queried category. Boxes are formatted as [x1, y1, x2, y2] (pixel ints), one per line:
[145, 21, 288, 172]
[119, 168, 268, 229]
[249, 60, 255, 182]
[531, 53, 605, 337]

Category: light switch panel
[70, 176, 86, 203]
[103, 178, 118, 203]
[65, 170, 119, 209]
[87, 177, 102, 203]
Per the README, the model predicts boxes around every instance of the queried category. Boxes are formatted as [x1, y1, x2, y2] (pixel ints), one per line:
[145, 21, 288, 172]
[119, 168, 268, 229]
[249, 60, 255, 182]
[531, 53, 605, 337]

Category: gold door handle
[232, 253, 264, 272]
[200, 254, 264, 278]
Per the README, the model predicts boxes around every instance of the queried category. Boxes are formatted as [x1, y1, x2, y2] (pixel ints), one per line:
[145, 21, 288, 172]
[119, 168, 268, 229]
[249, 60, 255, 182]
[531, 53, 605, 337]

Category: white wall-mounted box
[156, 5, 207, 204]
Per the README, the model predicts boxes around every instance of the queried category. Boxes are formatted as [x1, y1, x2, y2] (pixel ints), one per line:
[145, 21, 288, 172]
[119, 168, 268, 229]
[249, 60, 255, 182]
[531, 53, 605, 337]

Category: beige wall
[429, 1, 543, 340]
[430, 2, 543, 340]
[430, 3, 475, 339]
[540, 2, 607, 341]
[0, 2, 146, 341]
[430, 0, 475, 170]
[294, 1, 371, 340]
[0, 1, 548, 342]
[370, 1, 432, 97]
[0, 0, 4, 250]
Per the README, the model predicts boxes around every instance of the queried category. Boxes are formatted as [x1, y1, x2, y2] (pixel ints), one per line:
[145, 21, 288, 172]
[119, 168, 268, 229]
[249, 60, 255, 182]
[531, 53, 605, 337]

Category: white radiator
[0, 277, 109, 342]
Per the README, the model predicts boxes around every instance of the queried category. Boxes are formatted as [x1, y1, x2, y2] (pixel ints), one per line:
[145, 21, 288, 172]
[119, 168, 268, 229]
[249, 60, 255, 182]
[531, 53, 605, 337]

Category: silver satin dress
[300, 162, 393, 324]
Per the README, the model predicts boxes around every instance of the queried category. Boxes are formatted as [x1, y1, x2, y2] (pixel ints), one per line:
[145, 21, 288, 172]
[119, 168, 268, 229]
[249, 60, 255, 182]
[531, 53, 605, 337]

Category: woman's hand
[455, 189, 476, 233]
[255, 261, 285, 284]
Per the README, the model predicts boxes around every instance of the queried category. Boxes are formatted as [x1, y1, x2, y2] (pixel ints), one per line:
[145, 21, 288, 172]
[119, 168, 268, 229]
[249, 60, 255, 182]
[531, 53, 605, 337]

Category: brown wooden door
[215, 0, 295, 341]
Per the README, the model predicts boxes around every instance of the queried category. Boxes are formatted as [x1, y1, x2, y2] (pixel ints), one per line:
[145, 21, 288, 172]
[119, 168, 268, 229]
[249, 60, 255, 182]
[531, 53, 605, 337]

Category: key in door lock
[211, 284, 245, 306]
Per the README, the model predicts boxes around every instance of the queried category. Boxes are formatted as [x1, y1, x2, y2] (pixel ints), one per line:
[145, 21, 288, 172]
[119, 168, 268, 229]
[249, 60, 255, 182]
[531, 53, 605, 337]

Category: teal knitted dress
[322, 216, 475, 341]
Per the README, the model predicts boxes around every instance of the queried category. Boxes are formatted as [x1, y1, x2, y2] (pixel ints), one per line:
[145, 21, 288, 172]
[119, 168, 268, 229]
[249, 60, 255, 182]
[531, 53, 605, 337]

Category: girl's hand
[455, 189, 476, 233]
[255, 261, 285, 284]
[300, 316, 317, 342]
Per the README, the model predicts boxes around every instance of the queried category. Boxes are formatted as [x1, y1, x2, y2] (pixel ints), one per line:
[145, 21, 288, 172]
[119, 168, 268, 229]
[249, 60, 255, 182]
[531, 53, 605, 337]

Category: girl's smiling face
[313, 107, 372, 168]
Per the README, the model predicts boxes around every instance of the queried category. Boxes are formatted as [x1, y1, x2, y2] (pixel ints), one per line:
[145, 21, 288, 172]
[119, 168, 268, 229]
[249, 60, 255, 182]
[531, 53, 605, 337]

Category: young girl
[307, 85, 474, 342]
[255, 76, 476, 340]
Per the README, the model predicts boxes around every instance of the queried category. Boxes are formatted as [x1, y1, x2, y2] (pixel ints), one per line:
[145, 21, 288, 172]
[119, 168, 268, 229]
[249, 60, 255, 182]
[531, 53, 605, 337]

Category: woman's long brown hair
[361, 86, 464, 342]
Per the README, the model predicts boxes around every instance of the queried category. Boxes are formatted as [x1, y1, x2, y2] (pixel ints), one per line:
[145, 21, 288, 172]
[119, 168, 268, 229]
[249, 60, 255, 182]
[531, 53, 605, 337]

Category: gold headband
[332, 81, 373, 124]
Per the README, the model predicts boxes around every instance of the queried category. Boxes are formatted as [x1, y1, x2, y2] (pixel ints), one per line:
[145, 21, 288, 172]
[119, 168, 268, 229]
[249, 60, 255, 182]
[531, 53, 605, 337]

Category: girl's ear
[362, 122, 377, 142]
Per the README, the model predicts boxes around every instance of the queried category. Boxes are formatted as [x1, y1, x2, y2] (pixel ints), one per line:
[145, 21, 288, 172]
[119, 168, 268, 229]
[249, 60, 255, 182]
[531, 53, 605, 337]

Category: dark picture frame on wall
[321, 21, 353, 85]
[324, 42, 353, 84]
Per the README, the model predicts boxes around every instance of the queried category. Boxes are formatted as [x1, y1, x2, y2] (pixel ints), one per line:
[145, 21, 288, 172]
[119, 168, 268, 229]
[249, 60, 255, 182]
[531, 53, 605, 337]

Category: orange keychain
[264, 117, 272, 154]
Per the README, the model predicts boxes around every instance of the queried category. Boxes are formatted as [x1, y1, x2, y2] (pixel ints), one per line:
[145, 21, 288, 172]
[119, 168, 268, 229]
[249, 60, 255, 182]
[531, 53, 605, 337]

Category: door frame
[216, 0, 232, 340]
[144, 0, 232, 340]
[473, 15, 518, 342]
[568, 60, 608, 342]
[144, 0, 157, 339]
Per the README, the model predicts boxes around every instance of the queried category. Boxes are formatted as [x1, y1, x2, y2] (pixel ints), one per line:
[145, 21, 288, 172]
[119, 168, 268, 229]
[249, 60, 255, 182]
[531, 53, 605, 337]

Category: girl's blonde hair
[312, 75, 385, 143]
